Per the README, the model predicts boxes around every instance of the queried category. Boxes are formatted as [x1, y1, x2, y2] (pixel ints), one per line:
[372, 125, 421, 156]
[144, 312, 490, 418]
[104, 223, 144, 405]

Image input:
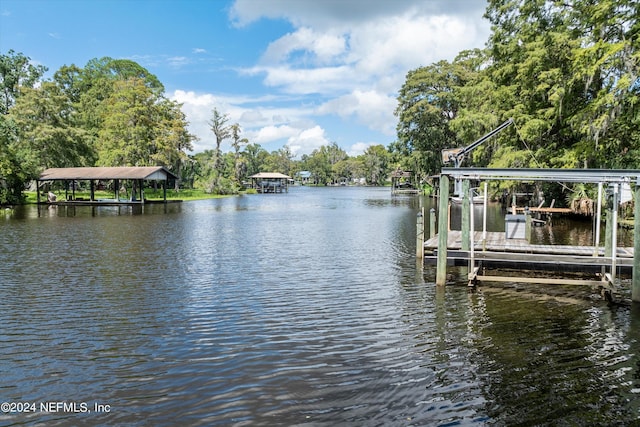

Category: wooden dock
[422, 168, 640, 301]
[424, 231, 633, 272]
[423, 231, 632, 291]
[424, 230, 633, 259]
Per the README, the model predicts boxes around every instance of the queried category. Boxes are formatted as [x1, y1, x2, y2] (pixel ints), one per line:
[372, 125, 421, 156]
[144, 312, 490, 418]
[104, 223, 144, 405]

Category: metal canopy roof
[39, 166, 178, 181]
[441, 167, 640, 184]
[249, 172, 292, 179]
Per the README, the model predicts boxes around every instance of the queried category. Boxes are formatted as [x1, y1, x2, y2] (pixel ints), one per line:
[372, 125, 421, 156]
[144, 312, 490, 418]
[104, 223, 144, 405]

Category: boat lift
[442, 118, 514, 196]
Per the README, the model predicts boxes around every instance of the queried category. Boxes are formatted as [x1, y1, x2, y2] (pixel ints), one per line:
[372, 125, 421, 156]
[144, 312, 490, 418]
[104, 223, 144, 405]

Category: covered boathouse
[37, 166, 179, 205]
[250, 172, 292, 193]
[391, 169, 420, 195]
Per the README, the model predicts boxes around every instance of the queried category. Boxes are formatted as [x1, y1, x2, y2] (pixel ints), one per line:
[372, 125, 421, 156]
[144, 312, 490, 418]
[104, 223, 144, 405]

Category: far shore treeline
[1, 1, 638, 205]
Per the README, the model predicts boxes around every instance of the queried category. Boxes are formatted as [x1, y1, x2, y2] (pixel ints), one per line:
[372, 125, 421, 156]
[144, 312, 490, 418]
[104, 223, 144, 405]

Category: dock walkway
[424, 230, 633, 259]
[424, 230, 633, 288]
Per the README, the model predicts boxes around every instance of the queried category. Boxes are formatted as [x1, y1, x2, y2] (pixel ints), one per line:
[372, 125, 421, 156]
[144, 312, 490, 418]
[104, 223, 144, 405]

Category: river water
[1, 186, 639, 426]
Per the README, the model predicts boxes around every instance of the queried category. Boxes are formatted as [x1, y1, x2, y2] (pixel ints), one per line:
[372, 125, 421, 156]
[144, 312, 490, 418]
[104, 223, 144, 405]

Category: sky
[0, 0, 491, 158]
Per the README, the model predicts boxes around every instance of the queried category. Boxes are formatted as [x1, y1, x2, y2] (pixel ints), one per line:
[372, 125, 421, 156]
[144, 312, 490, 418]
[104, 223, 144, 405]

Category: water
[1, 187, 639, 426]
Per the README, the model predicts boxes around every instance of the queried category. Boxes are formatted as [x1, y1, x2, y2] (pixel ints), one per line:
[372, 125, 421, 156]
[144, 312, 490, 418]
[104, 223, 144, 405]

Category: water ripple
[1, 190, 639, 425]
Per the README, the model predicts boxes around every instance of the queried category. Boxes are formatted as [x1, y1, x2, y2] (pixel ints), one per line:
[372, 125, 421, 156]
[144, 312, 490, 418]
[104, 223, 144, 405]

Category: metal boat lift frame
[432, 168, 640, 302]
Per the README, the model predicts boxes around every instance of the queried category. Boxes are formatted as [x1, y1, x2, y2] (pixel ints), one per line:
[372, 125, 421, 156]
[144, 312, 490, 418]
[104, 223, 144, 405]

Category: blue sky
[0, 0, 490, 157]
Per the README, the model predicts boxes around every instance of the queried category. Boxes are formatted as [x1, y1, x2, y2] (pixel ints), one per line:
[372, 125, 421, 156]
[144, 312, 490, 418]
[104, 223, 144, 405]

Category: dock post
[525, 206, 532, 242]
[605, 199, 613, 258]
[611, 184, 619, 285]
[461, 180, 470, 252]
[482, 182, 488, 250]
[603, 193, 613, 280]
[416, 209, 424, 259]
[429, 208, 436, 239]
[436, 175, 450, 286]
[593, 182, 603, 256]
[633, 181, 640, 302]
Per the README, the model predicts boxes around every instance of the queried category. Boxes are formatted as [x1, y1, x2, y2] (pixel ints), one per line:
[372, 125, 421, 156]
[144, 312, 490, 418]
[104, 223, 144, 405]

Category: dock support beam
[429, 208, 436, 239]
[436, 175, 450, 285]
[461, 180, 470, 252]
[416, 209, 424, 259]
[633, 182, 640, 302]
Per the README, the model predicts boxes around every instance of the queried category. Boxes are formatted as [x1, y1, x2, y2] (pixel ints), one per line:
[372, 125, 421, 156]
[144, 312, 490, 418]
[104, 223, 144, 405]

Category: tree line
[0, 50, 400, 204]
[1, 0, 638, 205]
[395, 0, 638, 204]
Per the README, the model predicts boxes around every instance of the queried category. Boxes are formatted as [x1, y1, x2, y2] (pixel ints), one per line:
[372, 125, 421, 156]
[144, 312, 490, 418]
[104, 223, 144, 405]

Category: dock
[424, 230, 633, 284]
[419, 167, 640, 302]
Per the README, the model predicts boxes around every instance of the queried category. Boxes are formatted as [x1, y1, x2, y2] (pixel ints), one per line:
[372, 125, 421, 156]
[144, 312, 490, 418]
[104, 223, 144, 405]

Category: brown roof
[39, 166, 178, 181]
[391, 170, 413, 178]
[249, 172, 292, 179]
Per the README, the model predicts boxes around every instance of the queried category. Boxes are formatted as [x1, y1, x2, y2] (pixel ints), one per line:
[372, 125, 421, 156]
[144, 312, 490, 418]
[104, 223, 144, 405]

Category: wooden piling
[436, 175, 450, 285]
[461, 180, 470, 252]
[605, 204, 613, 258]
[633, 182, 640, 302]
[416, 209, 424, 259]
[429, 208, 436, 239]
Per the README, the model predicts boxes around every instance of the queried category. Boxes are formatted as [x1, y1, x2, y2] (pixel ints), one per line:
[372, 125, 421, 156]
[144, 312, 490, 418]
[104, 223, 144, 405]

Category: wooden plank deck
[424, 230, 633, 258]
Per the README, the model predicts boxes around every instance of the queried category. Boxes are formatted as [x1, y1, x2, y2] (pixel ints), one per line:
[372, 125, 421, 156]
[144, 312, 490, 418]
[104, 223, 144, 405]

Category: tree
[243, 143, 269, 178]
[483, 0, 639, 169]
[97, 78, 157, 166]
[394, 59, 465, 176]
[267, 146, 294, 176]
[9, 82, 94, 174]
[303, 142, 347, 185]
[0, 50, 47, 115]
[361, 145, 391, 185]
[230, 123, 248, 187]
[333, 157, 364, 184]
[152, 99, 196, 189]
[0, 51, 47, 203]
[0, 115, 25, 204]
[208, 108, 231, 188]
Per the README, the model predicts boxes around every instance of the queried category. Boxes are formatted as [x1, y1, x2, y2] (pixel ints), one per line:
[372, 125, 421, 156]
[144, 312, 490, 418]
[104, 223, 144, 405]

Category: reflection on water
[1, 187, 639, 426]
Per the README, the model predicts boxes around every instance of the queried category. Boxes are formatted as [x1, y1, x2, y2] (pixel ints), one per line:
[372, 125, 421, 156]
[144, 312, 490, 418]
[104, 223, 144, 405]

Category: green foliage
[394, 0, 640, 183]
[0, 115, 26, 204]
[0, 50, 47, 114]
[9, 0, 639, 204]
[0, 51, 197, 201]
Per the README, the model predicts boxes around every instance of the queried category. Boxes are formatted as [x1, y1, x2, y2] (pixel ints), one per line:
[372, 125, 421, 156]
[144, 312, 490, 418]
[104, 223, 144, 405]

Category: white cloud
[286, 125, 330, 156]
[229, 0, 468, 29]
[252, 124, 300, 143]
[228, 0, 490, 147]
[261, 27, 347, 66]
[317, 90, 397, 136]
[171, 90, 232, 153]
[171, 89, 331, 157]
[174, 1, 491, 156]
[168, 56, 189, 67]
[347, 141, 374, 157]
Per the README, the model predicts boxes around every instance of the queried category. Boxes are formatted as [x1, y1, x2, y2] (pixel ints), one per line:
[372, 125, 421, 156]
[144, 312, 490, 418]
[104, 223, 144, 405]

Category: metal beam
[441, 167, 640, 184]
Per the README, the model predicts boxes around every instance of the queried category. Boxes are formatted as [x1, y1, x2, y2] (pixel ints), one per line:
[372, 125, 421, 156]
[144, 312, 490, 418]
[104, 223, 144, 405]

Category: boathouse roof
[39, 166, 178, 181]
[391, 169, 413, 178]
[249, 172, 292, 179]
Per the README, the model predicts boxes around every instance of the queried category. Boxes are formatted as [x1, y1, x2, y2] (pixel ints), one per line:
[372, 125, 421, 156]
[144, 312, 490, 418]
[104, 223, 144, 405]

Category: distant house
[295, 170, 312, 185]
[249, 172, 292, 193]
